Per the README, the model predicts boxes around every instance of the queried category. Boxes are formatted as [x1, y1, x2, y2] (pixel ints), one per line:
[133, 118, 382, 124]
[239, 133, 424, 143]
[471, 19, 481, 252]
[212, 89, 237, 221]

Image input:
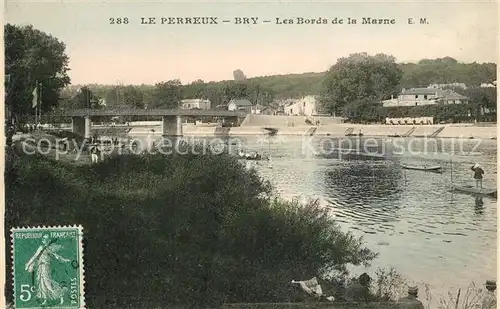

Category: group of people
[23, 123, 42, 132]
[292, 274, 496, 309]
[238, 150, 264, 161]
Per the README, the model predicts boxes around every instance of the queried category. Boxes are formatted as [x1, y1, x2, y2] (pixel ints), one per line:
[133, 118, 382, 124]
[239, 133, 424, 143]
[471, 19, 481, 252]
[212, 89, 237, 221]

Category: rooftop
[229, 99, 253, 106]
[401, 88, 439, 95]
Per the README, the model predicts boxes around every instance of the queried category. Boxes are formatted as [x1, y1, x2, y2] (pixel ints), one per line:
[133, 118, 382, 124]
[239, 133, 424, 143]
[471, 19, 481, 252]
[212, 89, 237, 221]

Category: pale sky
[5, 0, 499, 85]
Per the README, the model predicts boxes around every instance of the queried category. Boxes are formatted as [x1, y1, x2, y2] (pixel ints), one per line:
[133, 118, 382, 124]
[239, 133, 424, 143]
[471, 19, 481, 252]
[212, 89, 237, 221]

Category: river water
[231, 135, 497, 296]
[135, 133, 497, 300]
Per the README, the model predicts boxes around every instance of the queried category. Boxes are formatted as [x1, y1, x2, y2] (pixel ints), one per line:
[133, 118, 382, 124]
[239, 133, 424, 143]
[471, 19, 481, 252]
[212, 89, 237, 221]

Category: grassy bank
[5, 146, 379, 308]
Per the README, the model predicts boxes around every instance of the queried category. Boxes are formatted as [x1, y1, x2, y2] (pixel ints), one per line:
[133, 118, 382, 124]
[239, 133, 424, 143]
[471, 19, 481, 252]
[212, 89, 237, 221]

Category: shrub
[5, 148, 376, 308]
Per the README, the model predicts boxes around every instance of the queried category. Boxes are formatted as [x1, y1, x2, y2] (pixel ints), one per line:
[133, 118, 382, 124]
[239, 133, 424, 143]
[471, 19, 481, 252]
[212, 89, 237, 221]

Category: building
[284, 95, 318, 116]
[260, 107, 277, 115]
[251, 104, 265, 114]
[382, 88, 469, 107]
[181, 99, 211, 110]
[227, 99, 253, 113]
[428, 82, 467, 90]
[480, 81, 497, 88]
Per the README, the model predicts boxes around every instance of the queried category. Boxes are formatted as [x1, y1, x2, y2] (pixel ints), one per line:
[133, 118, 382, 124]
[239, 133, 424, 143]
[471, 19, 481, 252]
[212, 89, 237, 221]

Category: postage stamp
[11, 226, 85, 309]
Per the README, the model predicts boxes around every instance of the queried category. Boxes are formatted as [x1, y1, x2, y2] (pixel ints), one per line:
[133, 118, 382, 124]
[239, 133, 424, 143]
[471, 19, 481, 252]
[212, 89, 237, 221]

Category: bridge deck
[61, 109, 246, 117]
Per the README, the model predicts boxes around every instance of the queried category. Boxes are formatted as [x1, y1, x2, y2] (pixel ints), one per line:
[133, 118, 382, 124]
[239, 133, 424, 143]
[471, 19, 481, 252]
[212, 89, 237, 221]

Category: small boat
[401, 164, 442, 172]
[452, 185, 497, 198]
[263, 127, 278, 136]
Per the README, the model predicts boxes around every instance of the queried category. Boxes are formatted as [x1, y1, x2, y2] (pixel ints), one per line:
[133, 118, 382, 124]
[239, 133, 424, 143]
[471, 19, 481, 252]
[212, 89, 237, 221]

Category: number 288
[110, 18, 129, 24]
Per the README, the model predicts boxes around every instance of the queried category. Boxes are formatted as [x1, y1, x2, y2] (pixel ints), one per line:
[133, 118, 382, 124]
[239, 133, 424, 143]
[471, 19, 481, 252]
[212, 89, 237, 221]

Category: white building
[428, 82, 467, 90]
[181, 99, 211, 110]
[480, 81, 496, 88]
[284, 95, 318, 116]
[382, 88, 469, 107]
[227, 99, 253, 113]
[251, 104, 264, 114]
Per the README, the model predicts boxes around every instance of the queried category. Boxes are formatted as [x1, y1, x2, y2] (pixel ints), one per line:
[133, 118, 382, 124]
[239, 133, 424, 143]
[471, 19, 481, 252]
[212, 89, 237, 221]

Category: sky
[5, 0, 499, 85]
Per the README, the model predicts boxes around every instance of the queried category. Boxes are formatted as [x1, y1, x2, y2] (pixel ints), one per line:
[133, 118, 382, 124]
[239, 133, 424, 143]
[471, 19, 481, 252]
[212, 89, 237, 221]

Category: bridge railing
[56, 108, 247, 117]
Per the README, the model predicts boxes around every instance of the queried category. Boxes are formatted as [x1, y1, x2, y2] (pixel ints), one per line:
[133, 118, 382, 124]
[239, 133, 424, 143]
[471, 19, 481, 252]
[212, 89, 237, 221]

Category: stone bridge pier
[162, 115, 183, 147]
[72, 116, 91, 139]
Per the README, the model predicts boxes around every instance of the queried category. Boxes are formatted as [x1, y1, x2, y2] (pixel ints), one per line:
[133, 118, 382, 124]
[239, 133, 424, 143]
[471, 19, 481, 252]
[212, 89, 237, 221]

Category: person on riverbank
[397, 286, 424, 309]
[90, 145, 99, 164]
[482, 280, 496, 309]
[471, 163, 484, 189]
[345, 273, 371, 302]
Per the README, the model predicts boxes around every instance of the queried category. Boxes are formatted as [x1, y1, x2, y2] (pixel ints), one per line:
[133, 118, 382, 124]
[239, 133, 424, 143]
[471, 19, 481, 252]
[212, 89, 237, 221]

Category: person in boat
[471, 163, 484, 189]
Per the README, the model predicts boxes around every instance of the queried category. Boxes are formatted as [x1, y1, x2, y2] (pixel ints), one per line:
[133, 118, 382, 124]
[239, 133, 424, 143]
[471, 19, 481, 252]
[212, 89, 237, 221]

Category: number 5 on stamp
[11, 226, 85, 309]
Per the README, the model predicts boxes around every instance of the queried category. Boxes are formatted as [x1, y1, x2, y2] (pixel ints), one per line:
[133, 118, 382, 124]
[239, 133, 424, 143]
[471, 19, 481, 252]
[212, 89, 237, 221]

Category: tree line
[4, 23, 497, 126]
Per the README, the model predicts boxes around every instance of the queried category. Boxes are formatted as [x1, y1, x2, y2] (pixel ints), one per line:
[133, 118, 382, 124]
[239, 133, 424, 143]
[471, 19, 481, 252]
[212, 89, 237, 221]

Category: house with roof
[181, 99, 211, 110]
[227, 99, 253, 113]
[260, 106, 278, 115]
[382, 88, 469, 107]
[428, 82, 467, 90]
[284, 95, 319, 116]
[251, 104, 265, 114]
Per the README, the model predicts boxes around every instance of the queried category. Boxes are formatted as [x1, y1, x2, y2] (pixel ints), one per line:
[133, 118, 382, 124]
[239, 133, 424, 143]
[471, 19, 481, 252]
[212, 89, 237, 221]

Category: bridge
[63, 108, 247, 117]
[63, 108, 247, 139]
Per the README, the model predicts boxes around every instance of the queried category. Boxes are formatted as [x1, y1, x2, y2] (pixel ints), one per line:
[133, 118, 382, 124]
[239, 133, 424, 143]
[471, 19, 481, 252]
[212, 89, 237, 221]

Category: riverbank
[7, 135, 495, 309]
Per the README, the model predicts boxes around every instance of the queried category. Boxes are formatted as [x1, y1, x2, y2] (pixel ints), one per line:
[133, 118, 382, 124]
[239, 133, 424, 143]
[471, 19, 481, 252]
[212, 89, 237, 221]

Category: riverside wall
[126, 123, 497, 139]
[120, 115, 497, 139]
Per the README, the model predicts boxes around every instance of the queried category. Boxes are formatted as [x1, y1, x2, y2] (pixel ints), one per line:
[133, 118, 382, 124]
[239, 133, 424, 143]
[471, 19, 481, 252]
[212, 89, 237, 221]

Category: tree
[6, 149, 377, 308]
[123, 86, 144, 109]
[71, 86, 101, 109]
[320, 53, 402, 115]
[5, 24, 71, 126]
[223, 83, 248, 101]
[343, 100, 386, 123]
[151, 79, 183, 108]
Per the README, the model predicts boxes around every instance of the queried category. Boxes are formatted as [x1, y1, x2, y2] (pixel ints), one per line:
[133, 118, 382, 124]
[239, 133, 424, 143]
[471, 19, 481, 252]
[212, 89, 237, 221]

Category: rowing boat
[452, 185, 497, 198]
[401, 164, 442, 172]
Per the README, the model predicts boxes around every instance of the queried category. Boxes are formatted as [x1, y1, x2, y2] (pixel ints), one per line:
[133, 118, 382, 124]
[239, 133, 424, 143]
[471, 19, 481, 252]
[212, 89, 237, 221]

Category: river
[134, 133, 497, 300]
[231, 135, 497, 296]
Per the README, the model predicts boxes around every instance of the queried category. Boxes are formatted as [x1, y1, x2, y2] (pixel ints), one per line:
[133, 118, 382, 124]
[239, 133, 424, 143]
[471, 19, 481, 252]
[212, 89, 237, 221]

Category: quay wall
[125, 124, 497, 139]
[240, 115, 343, 126]
[93, 118, 497, 139]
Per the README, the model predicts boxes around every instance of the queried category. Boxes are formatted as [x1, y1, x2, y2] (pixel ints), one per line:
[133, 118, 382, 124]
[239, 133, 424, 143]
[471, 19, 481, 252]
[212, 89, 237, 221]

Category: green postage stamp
[11, 226, 85, 309]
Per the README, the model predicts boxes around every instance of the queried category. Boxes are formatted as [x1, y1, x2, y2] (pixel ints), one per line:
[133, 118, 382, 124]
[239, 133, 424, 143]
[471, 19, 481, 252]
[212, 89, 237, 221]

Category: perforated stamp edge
[10, 225, 85, 309]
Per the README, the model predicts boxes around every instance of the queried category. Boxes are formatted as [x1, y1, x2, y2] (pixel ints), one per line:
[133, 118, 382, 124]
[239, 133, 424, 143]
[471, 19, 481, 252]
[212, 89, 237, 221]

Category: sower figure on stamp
[471, 163, 484, 189]
[25, 233, 71, 306]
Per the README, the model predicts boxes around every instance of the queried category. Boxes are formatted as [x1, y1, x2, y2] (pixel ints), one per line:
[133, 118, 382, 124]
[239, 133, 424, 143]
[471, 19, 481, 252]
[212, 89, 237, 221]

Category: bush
[5, 148, 377, 308]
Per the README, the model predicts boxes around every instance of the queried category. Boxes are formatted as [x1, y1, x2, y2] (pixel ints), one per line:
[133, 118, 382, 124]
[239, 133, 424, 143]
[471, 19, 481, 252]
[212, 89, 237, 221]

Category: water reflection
[474, 196, 484, 215]
[133, 134, 497, 291]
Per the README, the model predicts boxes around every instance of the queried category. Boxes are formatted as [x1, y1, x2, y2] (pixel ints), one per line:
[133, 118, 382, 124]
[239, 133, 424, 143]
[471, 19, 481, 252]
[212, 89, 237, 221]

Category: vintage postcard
[3, 1, 497, 309]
